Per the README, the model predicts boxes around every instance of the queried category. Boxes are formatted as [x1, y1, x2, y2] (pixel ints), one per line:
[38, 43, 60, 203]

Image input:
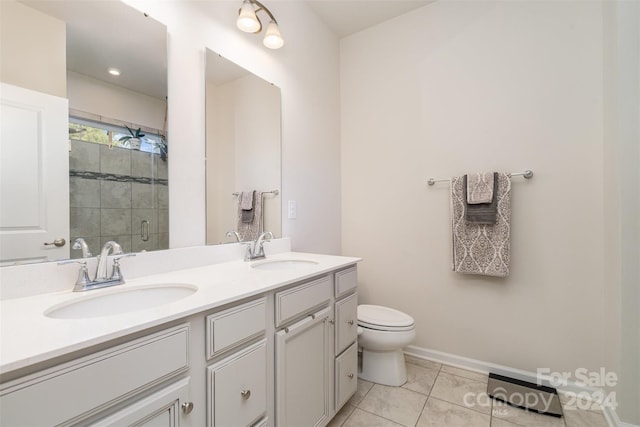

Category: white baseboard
[404, 345, 638, 427]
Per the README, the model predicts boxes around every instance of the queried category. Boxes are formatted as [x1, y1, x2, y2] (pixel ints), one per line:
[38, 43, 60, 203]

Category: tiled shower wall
[69, 140, 169, 258]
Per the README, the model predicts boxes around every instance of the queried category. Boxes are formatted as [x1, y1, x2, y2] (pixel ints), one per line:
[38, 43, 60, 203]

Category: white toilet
[357, 304, 416, 386]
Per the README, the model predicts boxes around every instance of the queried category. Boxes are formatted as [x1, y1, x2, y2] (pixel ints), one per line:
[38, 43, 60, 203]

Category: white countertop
[0, 252, 360, 375]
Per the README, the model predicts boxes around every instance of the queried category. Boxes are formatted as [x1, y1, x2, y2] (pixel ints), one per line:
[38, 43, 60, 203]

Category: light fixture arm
[250, 0, 277, 24]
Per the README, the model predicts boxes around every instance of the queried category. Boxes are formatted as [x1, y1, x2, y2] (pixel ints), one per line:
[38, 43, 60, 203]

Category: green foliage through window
[69, 117, 166, 157]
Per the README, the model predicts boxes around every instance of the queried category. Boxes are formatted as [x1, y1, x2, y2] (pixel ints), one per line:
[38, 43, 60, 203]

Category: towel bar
[232, 189, 280, 196]
[427, 170, 533, 186]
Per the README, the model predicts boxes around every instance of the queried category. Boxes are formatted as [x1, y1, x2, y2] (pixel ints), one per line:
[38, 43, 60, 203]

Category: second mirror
[205, 50, 282, 245]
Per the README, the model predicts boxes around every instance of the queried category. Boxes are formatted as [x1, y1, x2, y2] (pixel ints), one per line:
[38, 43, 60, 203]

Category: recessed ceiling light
[107, 67, 121, 76]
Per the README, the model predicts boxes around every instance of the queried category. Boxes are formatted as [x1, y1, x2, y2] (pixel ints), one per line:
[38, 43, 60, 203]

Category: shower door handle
[141, 220, 150, 242]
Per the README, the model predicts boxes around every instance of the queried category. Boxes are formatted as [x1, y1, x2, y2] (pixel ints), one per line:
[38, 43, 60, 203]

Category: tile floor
[327, 355, 610, 427]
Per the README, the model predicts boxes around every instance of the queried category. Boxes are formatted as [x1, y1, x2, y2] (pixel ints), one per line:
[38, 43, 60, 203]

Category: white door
[0, 82, 69, 264]
[275, 306, 332, 427]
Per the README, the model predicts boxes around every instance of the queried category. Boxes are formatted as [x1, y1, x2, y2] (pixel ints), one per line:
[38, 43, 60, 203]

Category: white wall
[0, 0, 66, 97]
[67, 71, 166, 131]
[603, 0, 640, 423]
[123, 0, 342, 255]
[341, 0, 609, 397]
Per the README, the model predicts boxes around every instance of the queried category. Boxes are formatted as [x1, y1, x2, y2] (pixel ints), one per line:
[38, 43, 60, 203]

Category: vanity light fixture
[107, 67, 121, 76]
[236, 0, 284, 49]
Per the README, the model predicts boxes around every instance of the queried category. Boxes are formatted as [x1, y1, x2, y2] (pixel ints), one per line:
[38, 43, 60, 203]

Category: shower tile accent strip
[69, 170, 168, 186]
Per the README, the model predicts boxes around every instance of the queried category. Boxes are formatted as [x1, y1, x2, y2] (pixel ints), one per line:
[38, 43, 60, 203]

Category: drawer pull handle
[181, 402, 194, 414]
[241, 389, 251, 400]
[347, 373, 354, 379]
[347, 320, 354, 325]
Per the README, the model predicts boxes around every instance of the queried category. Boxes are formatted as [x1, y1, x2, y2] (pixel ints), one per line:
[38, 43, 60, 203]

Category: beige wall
[67, 71, 166, 131]
[341, 1, 638, 423]
[0, 1, 66, 97]
[341, 0, 608, 399]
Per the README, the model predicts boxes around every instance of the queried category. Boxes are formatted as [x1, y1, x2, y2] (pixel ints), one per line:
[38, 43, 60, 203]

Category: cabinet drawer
[0, 324, 190, 427]
[335, 266, 357, 298]
[275, 275, 331, 326]
[206, 297, 266, 359]
[335, 343, 358, 410]
[92, 377, 190, 426]
[207, 340, 267, 427]
[335, 293, 358, 355]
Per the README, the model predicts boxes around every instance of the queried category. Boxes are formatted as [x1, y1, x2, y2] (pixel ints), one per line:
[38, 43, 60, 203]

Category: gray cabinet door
[275, 306, 332, 427]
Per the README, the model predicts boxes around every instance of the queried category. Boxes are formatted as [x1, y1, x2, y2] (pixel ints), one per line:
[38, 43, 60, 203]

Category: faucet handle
[57, 260, 92, 291]
[110, 253, 135, 282]
[113, 253, 136, 261]
[110, 258, 124, 282]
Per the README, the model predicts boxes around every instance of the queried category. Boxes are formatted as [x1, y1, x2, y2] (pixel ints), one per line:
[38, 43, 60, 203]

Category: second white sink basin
[251, 259, 319, 271]
[45, 284, 198, 319]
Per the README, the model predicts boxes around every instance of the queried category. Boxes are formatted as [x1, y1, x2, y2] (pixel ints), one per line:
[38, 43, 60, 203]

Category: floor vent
[487, 373, 563, 417]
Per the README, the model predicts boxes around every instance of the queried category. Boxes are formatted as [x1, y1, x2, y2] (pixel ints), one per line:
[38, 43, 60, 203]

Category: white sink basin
[251, 259, 318, 271]
[45, 284, 198, 319]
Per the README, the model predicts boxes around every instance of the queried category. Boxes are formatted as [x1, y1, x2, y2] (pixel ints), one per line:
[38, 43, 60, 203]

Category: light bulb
[237, 0, 261, 33]
[263, 21, 284, 49]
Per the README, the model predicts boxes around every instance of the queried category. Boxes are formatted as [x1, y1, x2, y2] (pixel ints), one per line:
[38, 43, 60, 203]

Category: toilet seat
[358, 304, 415, 332]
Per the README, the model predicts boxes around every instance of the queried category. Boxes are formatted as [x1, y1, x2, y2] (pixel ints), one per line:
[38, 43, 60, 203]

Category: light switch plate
[288, 200, 297, 219]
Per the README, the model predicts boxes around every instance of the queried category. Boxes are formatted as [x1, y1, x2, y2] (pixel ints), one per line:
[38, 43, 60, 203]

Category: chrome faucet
[58, 240, 134, 292]
[95, 241, 123, 281]
[72, 237, 92, 258]
[244, 231, 274, 261]
[226, 230, 242, 242]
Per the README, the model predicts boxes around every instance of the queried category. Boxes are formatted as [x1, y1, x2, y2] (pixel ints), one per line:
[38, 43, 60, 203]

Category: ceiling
[16, 0, 432, 101]
[304, 0, 433, 38]
[20, 0, 167, 100]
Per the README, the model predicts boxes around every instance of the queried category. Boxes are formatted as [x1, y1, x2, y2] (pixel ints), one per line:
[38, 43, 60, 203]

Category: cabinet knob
[328, 319, 335, 326]
[181, 402, 194, 414]
[347, 373, 354, 379]
[347, 320, 354, 326]
[241, 389, 251, 400]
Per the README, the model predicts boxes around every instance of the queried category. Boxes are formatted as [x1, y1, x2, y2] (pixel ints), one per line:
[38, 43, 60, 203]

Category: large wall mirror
[0, 0, 167, 265]
[205, 50, 282, 244]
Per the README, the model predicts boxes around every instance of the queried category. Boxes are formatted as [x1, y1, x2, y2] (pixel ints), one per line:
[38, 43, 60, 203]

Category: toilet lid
[358, 305, 415, 329]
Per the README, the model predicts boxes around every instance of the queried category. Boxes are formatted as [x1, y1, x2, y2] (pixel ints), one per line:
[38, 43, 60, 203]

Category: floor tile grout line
[353, 406, 413, 427]
[412, 391, 431, 427]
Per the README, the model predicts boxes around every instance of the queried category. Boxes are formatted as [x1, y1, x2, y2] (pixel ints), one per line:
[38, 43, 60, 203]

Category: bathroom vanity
[0, 250, 359, 427]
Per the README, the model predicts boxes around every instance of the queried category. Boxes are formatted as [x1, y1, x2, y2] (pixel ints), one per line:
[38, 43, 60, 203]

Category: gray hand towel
[240, 191, 255, 210]
[467, 172, 494, 204]
[237, 191, 264, 241]
[464, 172, 499, 224]
[240, 191, 255, 224]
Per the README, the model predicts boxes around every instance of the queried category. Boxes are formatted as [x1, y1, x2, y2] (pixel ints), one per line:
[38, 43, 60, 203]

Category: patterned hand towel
[466, 172, 495, 204]
[237, 191, 264, 241]
[451, 173, 511, 277]
[464, 172, 499, 224]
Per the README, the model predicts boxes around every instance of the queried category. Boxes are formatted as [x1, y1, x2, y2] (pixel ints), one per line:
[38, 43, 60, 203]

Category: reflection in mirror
[205, 50, 281, 244]
[0, 0, 168, 265]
